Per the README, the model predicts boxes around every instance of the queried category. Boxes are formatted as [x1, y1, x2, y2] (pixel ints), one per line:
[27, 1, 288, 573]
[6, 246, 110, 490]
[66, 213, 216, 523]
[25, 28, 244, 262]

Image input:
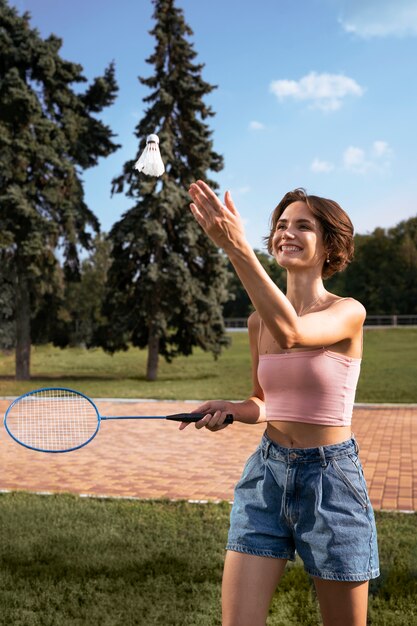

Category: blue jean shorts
[226, 432, 380, 582]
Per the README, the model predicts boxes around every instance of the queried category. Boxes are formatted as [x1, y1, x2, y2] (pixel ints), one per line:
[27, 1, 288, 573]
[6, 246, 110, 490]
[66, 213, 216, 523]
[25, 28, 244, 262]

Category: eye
[276, 223, 285, 230]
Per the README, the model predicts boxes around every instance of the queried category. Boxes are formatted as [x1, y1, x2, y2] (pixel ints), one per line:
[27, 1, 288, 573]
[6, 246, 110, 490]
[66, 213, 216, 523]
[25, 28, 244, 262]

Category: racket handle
[166, 412, 234, 424]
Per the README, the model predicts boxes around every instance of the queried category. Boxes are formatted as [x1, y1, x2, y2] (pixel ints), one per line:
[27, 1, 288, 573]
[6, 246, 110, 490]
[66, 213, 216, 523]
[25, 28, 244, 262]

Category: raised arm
[188, 180, 365, 349]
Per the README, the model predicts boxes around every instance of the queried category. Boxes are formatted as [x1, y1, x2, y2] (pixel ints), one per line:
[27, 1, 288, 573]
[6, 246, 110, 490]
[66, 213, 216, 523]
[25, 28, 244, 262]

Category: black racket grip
[166, 412, 234, 424]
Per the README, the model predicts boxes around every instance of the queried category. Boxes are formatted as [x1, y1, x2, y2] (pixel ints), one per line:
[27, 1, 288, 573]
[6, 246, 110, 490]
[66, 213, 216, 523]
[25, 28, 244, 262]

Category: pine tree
[0, 0, 119, 379]
[44, 234, 113, 348]
[100, 0, 230, 381]
[0, 250, 14, 350]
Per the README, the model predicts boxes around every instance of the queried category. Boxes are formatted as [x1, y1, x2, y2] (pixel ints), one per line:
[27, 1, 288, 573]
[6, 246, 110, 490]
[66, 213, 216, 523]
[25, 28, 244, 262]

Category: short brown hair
[265, 188, 354, 278]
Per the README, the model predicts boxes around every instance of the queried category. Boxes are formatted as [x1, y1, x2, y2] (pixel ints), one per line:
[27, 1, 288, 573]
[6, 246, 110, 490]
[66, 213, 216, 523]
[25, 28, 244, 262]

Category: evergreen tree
[0, 0, 119, 378]
[48, 234, 113, 348]
[100, 0, 230, 381]
[0, 249, 14, 350]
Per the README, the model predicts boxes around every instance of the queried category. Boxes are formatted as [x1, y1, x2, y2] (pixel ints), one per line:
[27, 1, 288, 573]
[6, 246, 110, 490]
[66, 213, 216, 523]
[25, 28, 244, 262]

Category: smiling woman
[186, 179, 378, 626]
[266, 188, 355, 279]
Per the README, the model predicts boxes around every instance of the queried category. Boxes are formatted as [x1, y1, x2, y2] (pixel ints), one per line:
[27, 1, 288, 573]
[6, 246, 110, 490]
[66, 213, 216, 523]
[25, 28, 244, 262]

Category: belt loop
[318, 446, 327, 468]
[351, 433, 359, 453]
[263, 440, 271, 460]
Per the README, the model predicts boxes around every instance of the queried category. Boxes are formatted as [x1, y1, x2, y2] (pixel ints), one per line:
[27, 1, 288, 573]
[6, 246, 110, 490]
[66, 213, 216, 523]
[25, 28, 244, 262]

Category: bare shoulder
[247, 311, 260, 333]
[328, 297, 366, 325]
[247, 311, 261, 351]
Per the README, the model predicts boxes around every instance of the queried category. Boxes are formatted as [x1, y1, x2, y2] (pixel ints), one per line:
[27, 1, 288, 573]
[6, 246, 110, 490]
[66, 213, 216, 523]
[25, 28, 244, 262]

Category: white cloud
[372, 140, 393, 158]
[343, 141, 393, 174]
[249, 120, 265, 131]
[339, 0, 417, 38]
[311, 158, 335, 173]
[343, 146, 371, 174]
[270, 72, 364, 112]
[312, 141, 394, 176]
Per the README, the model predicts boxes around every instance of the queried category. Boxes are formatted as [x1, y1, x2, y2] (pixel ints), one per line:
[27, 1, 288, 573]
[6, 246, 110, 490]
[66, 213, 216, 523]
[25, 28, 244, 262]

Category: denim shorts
[226, 432, 380, 582]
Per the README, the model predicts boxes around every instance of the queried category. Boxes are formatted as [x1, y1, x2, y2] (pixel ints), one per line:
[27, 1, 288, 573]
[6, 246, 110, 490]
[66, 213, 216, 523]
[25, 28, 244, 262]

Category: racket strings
[6, 389, 98, 451]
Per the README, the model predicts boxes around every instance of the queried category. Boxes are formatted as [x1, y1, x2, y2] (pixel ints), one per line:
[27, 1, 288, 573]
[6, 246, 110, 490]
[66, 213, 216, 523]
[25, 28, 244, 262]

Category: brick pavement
[0, 399, 416, 511]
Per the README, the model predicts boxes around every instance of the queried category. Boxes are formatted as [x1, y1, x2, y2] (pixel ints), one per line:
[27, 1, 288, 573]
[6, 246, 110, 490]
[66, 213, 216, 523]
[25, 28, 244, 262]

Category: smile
[280, 245, 303, 252]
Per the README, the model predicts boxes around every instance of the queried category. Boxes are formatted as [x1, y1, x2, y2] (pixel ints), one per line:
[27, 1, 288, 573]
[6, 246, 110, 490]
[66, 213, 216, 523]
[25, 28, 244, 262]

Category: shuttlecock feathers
[134, 134, 165, 177]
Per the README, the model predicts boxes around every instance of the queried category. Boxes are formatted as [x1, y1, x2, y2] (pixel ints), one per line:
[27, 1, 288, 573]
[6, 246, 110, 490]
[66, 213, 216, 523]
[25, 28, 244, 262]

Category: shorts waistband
[261, 431, 359, 465]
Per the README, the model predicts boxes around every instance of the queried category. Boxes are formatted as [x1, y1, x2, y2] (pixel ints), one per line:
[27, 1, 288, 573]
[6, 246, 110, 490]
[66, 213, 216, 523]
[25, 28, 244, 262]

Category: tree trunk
[15, 273, 31, 380]
[146, 329, 160, 381]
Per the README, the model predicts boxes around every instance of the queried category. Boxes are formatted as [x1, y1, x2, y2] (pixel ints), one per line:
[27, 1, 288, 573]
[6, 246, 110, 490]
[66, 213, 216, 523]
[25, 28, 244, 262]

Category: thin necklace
[297, 294, 323, 316]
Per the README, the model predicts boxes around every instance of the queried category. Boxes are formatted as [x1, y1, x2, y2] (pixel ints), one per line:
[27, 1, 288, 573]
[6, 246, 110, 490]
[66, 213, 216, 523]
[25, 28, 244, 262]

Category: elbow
[277, 329, 300, 350]
[265, 319, 300, 349]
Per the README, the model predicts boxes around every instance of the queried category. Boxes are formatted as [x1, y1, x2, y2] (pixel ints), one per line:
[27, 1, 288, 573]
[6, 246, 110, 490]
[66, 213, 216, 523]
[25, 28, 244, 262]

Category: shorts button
[289, 452, 297, 460]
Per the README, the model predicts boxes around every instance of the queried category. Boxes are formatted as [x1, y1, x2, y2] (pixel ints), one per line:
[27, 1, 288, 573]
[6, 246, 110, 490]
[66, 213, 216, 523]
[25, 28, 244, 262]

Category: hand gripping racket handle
[166, 413, 234, 424]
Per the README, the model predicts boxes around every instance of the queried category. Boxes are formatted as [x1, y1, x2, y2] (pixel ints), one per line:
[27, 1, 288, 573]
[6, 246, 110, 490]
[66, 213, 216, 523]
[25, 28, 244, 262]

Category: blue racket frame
[4, 387, 102, 454]
[4, 386, 234, 454]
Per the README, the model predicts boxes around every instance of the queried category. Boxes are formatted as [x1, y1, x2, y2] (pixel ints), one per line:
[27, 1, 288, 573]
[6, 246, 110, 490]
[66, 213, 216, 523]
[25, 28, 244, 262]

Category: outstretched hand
[188, 180, 247, 252]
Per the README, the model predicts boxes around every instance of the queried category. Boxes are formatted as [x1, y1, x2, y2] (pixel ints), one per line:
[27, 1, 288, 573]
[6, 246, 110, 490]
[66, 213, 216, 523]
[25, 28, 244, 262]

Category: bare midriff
[266, 421, 352, 449]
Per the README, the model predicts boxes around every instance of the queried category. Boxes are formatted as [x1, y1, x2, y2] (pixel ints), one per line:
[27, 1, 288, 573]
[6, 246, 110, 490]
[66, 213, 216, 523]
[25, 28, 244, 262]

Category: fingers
[224, 190, 238, 215]
[189, 182, 238, 223]
[179, 407, 230, 432]
[189, 202, 205, 226]
[188, 185, 217, 218]
[194, 410, 229, 431]
[189, 181, 223, 215]
[192, 180, 220, 204]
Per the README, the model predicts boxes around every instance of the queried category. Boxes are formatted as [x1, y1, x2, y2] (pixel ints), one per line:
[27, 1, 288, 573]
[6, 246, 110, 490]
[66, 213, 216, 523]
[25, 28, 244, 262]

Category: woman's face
[272, 201, 327, 274]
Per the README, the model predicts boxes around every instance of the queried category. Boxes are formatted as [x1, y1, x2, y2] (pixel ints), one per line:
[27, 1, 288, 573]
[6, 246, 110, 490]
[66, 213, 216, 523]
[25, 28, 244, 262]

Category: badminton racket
[4, 387, 233, 453]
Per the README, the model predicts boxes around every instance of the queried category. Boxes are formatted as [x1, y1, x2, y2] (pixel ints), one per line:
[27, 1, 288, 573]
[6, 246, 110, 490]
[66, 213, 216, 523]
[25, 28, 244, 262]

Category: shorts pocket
[235, 446, 262, 488]
[331, 455, 369, 508]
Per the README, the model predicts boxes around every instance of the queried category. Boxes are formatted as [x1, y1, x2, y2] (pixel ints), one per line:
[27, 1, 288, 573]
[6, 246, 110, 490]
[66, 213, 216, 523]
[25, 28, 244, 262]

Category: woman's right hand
[179, 400, 234, 432]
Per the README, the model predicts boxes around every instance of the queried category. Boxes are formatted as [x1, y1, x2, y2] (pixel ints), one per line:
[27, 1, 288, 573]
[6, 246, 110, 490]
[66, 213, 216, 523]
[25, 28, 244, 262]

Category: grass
[357, 329, 417, 403]
[0, 329, 416, 402]
[0, 332, 415, 623]
[0, 492, 415, 625]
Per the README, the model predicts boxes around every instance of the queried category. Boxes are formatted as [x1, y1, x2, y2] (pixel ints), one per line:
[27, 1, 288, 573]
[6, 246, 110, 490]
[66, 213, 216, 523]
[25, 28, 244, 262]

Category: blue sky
[13, 0, 417, 250]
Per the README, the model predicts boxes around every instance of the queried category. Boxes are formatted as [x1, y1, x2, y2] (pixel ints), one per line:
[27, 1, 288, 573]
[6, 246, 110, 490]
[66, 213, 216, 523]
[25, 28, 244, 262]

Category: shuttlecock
[134, 134, 165, 177]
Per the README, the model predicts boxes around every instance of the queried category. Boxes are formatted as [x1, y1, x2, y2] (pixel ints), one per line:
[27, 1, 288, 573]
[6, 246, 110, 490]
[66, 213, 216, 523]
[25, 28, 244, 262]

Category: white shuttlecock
[134, 134, 165, 177]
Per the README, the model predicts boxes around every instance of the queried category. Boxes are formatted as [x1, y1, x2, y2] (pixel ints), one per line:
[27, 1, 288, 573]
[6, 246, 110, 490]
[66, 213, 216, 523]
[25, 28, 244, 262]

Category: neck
[285, 271, 326, 313]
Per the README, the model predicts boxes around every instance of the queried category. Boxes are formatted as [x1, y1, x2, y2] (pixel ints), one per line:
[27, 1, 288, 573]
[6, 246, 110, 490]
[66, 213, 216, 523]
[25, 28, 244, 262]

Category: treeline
[1, 216, 416, 354]
[225, 217, 417, 318]
[1, 0, 416, 382]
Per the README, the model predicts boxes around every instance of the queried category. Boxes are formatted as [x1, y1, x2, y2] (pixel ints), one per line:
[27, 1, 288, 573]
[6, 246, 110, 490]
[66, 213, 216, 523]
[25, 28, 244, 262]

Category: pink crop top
[257, 348, 361, 426]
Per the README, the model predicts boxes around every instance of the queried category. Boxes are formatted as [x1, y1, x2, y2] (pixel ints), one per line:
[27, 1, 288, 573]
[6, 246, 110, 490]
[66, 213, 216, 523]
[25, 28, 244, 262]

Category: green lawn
[0, 333, 415, 624]
[0, 493, 415, 626]
[0, 334, 252, 400]
[0, 329, 416, 402]
[357, 329, 417, 403]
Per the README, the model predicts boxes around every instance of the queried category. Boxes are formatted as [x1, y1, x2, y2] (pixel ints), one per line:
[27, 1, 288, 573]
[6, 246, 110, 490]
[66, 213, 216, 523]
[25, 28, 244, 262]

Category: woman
[181, 180, 379, 626]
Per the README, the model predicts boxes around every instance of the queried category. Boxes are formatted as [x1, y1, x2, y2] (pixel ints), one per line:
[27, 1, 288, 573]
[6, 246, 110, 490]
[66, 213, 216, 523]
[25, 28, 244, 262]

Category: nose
[282, 229, 295, 240]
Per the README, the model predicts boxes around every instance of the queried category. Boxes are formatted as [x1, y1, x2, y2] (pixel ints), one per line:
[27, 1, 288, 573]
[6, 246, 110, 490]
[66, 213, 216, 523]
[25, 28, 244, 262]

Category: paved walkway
[0, 400, 416, 511]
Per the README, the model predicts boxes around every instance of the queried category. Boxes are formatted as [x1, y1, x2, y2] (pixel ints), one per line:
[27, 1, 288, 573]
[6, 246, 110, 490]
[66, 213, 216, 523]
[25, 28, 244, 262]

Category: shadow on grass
[370, 565, 417, 601]
[0, 552, 196, 584]
[0, 372, 218, 383]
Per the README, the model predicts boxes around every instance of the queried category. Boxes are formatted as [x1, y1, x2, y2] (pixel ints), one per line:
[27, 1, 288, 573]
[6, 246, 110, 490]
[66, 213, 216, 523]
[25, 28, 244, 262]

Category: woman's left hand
[188, 180, 247, 252]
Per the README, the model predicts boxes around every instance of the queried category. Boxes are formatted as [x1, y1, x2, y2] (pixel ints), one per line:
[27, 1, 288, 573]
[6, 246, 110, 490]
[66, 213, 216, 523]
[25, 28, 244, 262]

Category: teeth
[281, 246, 301, 251]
